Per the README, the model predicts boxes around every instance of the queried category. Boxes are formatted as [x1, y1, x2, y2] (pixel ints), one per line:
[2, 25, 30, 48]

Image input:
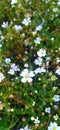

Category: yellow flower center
[53, 127, 56, 130]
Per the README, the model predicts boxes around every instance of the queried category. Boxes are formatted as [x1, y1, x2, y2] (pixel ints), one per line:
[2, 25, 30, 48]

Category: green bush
[0, 0, 60, 130]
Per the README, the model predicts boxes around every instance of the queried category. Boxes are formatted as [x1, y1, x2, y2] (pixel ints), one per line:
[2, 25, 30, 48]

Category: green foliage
[0, 0, 60, 130]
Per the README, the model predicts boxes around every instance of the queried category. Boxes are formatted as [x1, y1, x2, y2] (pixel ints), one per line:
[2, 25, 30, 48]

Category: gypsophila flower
[55, 67, 60, 75]
[0, 35, 5, 40]
[45, 107, 51, 114]
[14, 25, 22, 31]
[11, 0, 17, 5]
[19, 125, 31, 130]
[4, 58, 11, 64]
[34, 57, 42, 66]
[20, 69, 35, 83]
[34, 67, 46, 74]
[31, 117, 40, 124]
[48, 122, 58, 130]
[24, 63, 28, 68]
[1, 22, 8, 28]
[34, 37, 41, 44]
[37, 49, 46, 57]
[22, 17, 31, 26]
[8, 69, 15, 75]
[53, 114, 58, 121]
[11, 63, 20, 71]
[54, 105, 58, 110]
[53, 95, 60, 102]
[0, 44, 2, 48]
[36, 24, 42, 31]
[0, 72, 5, 82]
[58, 1, 60, 5]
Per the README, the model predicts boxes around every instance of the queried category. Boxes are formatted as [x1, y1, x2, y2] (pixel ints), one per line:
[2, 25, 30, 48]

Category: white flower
[35, 24, 42, 31]
[2, 22, 8, 28]
[4, 58, 11, 64]
[53, 8, 58, 12]
[53, 95, 60, 102]
[34, 117, 40, 124]
[20, 69, 35, 83]
[56, 58, 60, 63]
[0, 44, 2, 48]
[19, 125, 31, 130]
[54, 105, 58, 110]
[51, 37, 54, 41]
[32, 101, 35, 106]
[11, 63, 20, 71]
[34, 57, 42, 66]
[48, 122, 57, 130]
[34, 37, 41, 44]
[31, 117, 35, 121]
[11, 0, 17, 5]
[0, 35, 5, 40]
[37, 49, 46, 57]
[8, 69, 15, 75]
[14, 25, 22, 31]
[53, 114, 58, 121]
[22, 17, 31, 26]
[24, 63, 28, 68]
[55, 67, 60, 75]
[34, 67, 46, 74]
[45, 107, 51, 114]
[31, 117, 40, 124]
[0, 72, 5, 82]
[58, 2, 60, 5]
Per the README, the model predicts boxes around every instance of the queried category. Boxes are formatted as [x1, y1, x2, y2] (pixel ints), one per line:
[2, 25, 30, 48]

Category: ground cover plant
[0, 0, 60, 130]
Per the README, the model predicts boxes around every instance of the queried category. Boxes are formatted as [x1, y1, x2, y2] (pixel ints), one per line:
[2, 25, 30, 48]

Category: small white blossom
[55, 67, 60, 75]
[53, 95, 60, 102]
[0, 35, 5, 40]
[34, 67, 46, 74]
[58, 1, 60, 5]
[36, 24, 42, 31]
[37, 49, 46, 57]
[24, 63, 28, 68]
[14, 25, 22, 31]
[34, 37, 41, 44]
[8, 69, 15, 75]
[51, 37, 54, 41]
[22, 17, 31, 26]
[34, 57, 42, 66]
[53, 8, 58, 12]
[0, 44, 2, 48]
[31, 117, 40, 124]
[11, 63, 20, 71]
[4, 58, 11, 64]
[48, 122, 58, 130]
[0, 72, 5, 82]
[20, 69, 35, 83]
[53, 114, 58, 121]
[45, 107, 51, 114]
[19, 125, 31, 130]
[2, 22, 8, 28]
[54, 105, 58, 110]
[11, 0, 17, 5]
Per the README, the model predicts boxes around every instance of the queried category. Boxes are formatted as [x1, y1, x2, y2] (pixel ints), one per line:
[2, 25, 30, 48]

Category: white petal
[29, 71, 35, 77]
[21, 78, 27, 83]
[27, 78, 32, 83]
[20, 69, 28, 77]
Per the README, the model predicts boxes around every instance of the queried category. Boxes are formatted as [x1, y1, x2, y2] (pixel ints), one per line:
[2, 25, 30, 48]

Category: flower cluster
[0, 0, 60, 130]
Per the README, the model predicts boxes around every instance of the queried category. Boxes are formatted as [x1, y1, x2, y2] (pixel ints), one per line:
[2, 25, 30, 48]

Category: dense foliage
[0, 0, 60, 130]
